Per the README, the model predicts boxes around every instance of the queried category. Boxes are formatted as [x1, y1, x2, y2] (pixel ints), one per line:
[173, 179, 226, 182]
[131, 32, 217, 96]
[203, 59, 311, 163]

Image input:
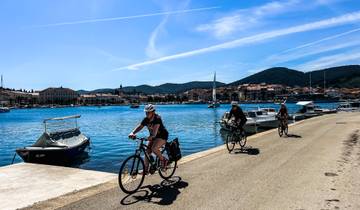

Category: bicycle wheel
[118, 155, 145, 194]
[226, 133, 236, 153]
[158, 148, 177, 179]
[278, 124, 283, 137]
[239, 131, 247, 148]
[284, 124, 288, 136]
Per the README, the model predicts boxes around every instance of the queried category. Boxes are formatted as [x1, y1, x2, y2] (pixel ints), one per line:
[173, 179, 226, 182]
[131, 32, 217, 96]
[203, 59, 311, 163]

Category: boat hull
[208, 103, 220, 108]
[0, 108, 10, 113]
[258, 119, 279, 128]
[220, 121, 259, 134]
[16, 138, 90, 165]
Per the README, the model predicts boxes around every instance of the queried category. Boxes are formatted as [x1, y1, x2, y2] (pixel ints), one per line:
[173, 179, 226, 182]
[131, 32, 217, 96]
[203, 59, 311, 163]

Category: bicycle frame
[133, 138, 161, 170]
[279, 118, 287, 129]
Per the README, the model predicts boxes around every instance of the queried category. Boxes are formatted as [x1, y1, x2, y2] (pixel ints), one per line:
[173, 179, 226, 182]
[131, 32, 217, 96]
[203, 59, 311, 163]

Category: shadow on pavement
[234, 147, 260, 155]
[120, 176, 188, 206]
[285, 134, 302, 139]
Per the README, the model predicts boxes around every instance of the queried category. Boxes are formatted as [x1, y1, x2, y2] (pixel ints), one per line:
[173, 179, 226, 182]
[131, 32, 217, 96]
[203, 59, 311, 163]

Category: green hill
[79, 81, 225, 95]
[229, 65, 360, 88]
[228, 67, 305, 87]
[78, 65, 360, 95]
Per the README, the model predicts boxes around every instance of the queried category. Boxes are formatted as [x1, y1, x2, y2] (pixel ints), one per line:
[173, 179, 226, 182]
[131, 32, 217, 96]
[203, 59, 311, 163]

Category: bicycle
[118, 137, 177, 194]
[277, 116, 288, 137]
[226, 124, 247, 153]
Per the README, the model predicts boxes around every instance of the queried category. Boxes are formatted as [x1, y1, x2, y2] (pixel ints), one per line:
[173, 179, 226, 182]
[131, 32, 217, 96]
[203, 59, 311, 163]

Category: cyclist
[128, 104, 169, 174]
[277, 103, 288, 128]
[227, 101, 247, 133]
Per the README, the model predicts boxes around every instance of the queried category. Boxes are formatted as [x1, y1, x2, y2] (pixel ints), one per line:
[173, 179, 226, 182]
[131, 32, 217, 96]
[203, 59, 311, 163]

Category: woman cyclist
[128, 104, 169, 174]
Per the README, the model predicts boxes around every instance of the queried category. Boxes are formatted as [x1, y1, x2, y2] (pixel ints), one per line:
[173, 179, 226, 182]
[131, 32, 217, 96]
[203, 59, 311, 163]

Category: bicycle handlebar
[129, 137, 148, 141]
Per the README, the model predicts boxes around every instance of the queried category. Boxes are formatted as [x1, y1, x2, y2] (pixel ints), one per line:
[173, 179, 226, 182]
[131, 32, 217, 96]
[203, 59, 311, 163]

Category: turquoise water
[0, 103, 338, 173]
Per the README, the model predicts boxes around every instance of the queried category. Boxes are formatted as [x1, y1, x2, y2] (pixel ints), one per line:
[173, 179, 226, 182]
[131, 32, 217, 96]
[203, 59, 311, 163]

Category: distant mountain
[229, 65, 360, 88]
[306, 65, 360, 88]
[77, 88, 115, 95]
[78, 65, 360, 95]
[123, 81, 225, 94]
[78, 81, 226, 95]
[228, 67, 305, 87]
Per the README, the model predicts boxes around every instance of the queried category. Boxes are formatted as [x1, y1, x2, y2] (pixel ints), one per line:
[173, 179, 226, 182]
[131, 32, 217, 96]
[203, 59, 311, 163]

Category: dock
[0, 163, 116, 210]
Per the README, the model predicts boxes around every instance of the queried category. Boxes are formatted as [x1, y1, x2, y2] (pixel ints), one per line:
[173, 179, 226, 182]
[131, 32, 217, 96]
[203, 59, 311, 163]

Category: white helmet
[231, 101, 238, 106]
[144, 104, 156, 112]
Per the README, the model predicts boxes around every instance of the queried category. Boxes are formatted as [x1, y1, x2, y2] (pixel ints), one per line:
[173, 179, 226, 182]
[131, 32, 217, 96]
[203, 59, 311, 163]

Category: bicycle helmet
[231, 101, 238, 106]
[144, 104, 156, 112]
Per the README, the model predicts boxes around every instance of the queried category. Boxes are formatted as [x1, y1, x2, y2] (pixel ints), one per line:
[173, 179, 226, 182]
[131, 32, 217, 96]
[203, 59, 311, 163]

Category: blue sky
[0, 0, 360, 90]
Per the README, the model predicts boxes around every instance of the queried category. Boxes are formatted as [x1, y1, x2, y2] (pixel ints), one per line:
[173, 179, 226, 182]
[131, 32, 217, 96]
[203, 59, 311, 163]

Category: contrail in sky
[29, 6, 220, 28]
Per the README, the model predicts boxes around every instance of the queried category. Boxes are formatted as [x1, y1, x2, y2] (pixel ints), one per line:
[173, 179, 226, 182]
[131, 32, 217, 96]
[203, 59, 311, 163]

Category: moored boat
[0, 107, 10, 113]
[295, 101, 321, 118]
[15, 115, 90, 165]
[247, 110, 279, 129]
[314, 105, 337, 114]
[337, 101, 360, 112]
[220, 112, 259, 134]
[130, 103, 140, 108]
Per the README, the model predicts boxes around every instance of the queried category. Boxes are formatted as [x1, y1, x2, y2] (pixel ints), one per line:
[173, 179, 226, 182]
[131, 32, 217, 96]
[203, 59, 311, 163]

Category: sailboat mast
[213, 72, 216, 103]
[0, 74, 3, 88]
[323, 71, 326, 94]
[309, 72, 312, 95]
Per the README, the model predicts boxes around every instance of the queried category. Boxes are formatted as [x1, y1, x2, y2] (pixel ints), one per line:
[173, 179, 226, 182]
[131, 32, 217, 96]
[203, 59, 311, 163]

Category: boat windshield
[43, 115, 80, 134]
[248, 112, 257, 118]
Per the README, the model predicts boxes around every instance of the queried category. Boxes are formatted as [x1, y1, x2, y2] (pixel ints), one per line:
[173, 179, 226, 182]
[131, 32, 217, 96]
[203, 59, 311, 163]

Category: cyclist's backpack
[166, 138, 182, 162]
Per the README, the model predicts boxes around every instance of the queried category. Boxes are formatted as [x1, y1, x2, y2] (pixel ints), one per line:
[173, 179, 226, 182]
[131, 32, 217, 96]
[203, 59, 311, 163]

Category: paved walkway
[0, 163, 116, 210]
[25, 112, 360, 210]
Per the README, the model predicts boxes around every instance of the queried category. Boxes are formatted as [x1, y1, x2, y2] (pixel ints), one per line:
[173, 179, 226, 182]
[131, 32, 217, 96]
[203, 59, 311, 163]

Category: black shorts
[156, 131, 169, 141]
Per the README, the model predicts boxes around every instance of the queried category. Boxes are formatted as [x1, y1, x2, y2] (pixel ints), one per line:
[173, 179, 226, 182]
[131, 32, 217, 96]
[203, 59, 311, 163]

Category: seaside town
[1, 77, 359, 108]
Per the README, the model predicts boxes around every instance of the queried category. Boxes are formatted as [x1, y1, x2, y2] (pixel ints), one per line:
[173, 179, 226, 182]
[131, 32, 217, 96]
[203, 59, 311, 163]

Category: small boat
[289, 113, 306, 121]
[247, 110, 279, 129]
[208, 72, 220, 108]
[220, 112, 259, 134]
[0, 107, 10, 113]
[15, 115, 90, 165]
[208, 103, 220, 108]
[295, 101, 321, 119]
[314, 105, 337, 114]
[337, 101, 360, 112]
[130, 103, 140, 108]
[259, 108, 277, 116]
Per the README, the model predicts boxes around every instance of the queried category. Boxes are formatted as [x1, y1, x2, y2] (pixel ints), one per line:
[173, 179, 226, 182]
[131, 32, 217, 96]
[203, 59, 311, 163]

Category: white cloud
[113, 11, 360, 71]
[146, 15, 169, 58]
[267, 39, 360, 64]
[196, 0, 299, 38]
[145, 0, 192, 59]
[296, 50, 360, 70]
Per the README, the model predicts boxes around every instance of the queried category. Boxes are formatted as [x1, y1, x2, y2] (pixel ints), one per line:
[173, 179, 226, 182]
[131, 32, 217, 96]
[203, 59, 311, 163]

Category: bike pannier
[166, 138, 182, 161]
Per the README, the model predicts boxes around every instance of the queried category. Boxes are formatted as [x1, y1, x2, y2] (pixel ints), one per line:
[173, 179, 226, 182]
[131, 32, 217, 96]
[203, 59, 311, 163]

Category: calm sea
[0, 103, 338, 173]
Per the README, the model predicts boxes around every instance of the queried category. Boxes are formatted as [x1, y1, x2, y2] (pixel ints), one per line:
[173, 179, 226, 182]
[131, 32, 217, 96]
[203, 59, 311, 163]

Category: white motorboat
[337, 101, 360, 112]
[247, 110, 279, 129]
[259, 108, 277, 116]
[314, 105, 337, 114]
[16, 115, 90, 165]
[0, 107, 10, 113]
[220, 112, 258, 134]
[295, 101, 321, 118]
